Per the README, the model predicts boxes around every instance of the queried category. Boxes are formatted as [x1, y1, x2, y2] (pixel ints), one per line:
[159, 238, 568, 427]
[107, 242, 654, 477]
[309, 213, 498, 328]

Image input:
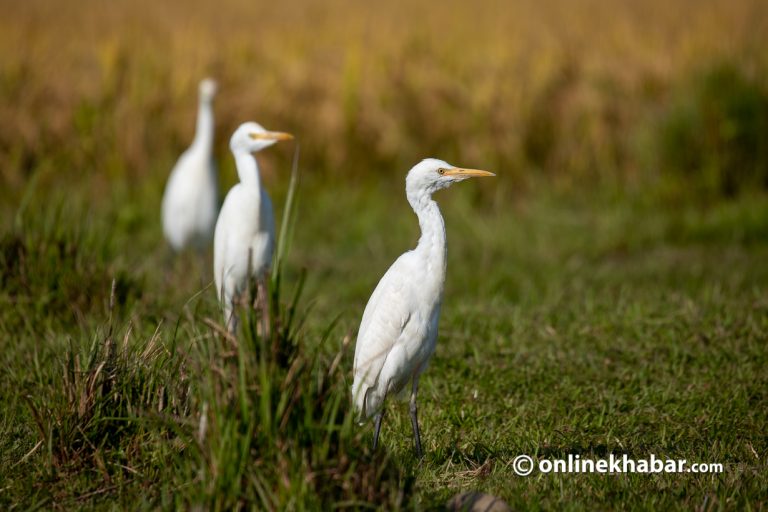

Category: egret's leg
[373, 409, 385, 451]
[409, 378, 423, 458]
[225, 288, 239, 336]
[226, 302, 238, 335]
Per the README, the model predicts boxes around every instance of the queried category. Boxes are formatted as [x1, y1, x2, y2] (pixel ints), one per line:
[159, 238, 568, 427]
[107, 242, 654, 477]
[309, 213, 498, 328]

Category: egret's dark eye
[437, 168, 446, 175]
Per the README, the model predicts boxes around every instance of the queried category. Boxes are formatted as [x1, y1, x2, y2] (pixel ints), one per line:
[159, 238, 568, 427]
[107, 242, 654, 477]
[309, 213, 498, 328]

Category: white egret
[161, 78, 219, 252]
[351, 158, 494, 457]
[214, 122, 293, 333]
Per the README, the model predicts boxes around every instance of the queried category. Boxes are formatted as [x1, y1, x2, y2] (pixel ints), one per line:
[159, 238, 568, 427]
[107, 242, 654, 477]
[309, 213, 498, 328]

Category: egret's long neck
[233, 150, 262, 191]
[408, 189, 447, 277]
[192, 98, 214, 151]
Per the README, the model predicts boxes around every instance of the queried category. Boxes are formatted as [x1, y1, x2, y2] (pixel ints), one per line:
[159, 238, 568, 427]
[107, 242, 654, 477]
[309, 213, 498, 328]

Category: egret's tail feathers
[351, 378, 366, 416]
[352, 375, 387, 423]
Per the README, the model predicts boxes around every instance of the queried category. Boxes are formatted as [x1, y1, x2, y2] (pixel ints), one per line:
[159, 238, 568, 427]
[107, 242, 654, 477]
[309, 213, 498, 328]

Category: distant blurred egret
[214, 122, 293, 333]
[351, 158, 494, 457]
[161, 78, 219, 252]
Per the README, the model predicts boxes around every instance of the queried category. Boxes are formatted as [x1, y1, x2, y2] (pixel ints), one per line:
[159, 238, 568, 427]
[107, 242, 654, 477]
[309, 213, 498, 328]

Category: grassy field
[2, 175, 767, 509]
[2, 0, 768, 509]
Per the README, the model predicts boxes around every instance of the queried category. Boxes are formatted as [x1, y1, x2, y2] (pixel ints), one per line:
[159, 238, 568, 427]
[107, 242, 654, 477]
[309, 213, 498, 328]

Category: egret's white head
[406, 158, 495, 197]
[229, 121, 294, 154]
[199, 78, 218, 102]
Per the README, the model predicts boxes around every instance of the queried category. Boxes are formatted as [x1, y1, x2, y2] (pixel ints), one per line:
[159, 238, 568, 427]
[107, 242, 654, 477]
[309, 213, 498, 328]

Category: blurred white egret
[214, 122, 293, 333]
[351, 158, 494, 457]
[161, 78, 219, 252]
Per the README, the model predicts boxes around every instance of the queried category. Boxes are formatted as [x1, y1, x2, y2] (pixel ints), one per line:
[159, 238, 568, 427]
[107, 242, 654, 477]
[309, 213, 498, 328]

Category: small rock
[446, 491, 511, 512]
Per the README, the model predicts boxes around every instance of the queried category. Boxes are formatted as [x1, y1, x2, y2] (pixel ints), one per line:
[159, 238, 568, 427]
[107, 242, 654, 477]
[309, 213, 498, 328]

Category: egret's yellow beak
[442, 168, 495, 178]
[249, 131, 294, 141]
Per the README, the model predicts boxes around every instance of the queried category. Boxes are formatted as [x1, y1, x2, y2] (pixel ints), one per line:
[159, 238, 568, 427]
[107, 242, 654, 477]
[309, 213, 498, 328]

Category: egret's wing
[161, 153, 194, 241]
[353, 253, 416, 412]
[213, 189, 236, 303]
[356, 259, 410, 349]
[195, 156, 220, 236]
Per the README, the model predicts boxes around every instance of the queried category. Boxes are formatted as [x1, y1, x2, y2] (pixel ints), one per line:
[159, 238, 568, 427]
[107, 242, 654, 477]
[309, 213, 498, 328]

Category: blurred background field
[2, 0, 767, 202]
[1, 0, 767, 509]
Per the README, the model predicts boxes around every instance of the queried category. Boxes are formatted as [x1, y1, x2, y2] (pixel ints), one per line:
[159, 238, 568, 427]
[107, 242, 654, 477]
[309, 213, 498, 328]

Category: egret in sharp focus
[214, 122, 293, 333]
[162, 78, 219, 252]
[352, 158, 494, 457]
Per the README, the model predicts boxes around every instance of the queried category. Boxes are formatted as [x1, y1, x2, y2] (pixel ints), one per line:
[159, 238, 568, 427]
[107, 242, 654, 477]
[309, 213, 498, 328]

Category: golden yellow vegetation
[0, 0, 766, 191]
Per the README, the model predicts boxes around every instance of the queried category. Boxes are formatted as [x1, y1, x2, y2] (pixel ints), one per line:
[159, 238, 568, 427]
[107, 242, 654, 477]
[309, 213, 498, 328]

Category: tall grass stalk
[166, 156, 408, 507]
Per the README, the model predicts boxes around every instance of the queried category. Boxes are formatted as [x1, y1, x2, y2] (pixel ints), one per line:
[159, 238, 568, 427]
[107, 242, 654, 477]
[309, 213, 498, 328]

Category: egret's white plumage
[351, 158, 494, 456]
[213, 122, 293, 330]
[162, 78, 219, 251]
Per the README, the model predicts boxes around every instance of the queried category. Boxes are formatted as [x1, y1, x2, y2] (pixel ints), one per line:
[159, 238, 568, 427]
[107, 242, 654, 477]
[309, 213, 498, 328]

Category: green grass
[2, 1, 767, 507]
[1, 166, 767, 509]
